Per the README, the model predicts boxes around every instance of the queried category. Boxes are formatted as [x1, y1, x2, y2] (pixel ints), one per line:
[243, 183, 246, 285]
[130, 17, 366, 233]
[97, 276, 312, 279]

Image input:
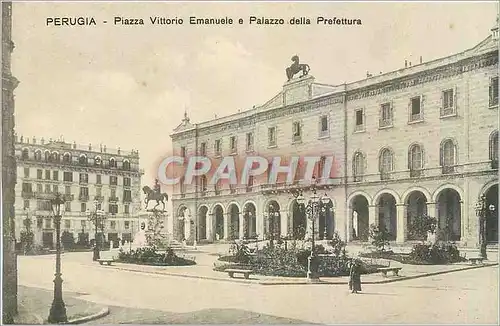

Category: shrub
[118, 246, 196, 266]
[369, 224, 391, 251]
[408, 215, 437, 242]
[20, 231, 34, 254]
[228, 242, 251, 264]
[408, 242, 465, 264]
[61, 231, 75, 250]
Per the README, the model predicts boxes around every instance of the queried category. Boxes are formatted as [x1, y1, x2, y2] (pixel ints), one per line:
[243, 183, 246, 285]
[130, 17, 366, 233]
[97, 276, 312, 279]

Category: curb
[66, 307, 110, 324]
[108, 262, 497, 286]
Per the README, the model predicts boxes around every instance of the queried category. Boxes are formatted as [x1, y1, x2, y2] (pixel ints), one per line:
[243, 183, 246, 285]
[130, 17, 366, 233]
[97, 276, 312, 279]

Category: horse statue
[142, 186, 168, 211]
[286, 55, 310, 81]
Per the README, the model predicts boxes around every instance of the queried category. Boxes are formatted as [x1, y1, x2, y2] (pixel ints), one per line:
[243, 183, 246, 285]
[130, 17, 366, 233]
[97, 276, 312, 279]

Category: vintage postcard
[2, 0, 499, 324]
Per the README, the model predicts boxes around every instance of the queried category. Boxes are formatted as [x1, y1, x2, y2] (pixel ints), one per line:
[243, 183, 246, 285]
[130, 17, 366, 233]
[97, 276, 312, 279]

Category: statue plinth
[283, 74, 315, 88]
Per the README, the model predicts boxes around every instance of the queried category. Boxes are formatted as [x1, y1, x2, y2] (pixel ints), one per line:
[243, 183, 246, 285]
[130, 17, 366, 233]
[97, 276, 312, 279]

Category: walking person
[349, 259, 362, 294]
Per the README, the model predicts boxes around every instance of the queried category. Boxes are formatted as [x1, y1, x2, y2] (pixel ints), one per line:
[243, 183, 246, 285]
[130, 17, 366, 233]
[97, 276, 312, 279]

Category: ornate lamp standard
[87, 200, 105, 261]
[295, 188, 330, 281]
[475, 195, 495, 260]
[47, 193, 67, 323]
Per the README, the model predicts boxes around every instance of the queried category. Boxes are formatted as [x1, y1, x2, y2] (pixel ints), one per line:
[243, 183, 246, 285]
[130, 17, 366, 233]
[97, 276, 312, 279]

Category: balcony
[78, 194, 89, 201]
[33, 192, 56, 200]
[21, 191, 34, 199]
[79, 179, 88, 185]
[491, 159, 498, 170]
[379, 119, 392, 128]
[410, 169, 423, 178]
[63, 194, 74, 201]
[441, 165, 456, 175]
[380, 172, 392, 181]
[409, 112, 423, 122]
[122, 197, 132, 203]
[94, 195, 104, 202]
[109, 196, 119, 202]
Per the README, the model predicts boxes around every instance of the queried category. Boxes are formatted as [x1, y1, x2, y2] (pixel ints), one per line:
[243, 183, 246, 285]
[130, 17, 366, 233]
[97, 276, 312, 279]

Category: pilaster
[238, 212, 244, 240]
[223, 213, 229, 240]
[396, 204, 406, 243]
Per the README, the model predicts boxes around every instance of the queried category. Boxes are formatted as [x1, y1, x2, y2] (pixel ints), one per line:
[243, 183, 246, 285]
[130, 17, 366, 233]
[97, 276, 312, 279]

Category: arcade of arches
[175, 182, 499, 244]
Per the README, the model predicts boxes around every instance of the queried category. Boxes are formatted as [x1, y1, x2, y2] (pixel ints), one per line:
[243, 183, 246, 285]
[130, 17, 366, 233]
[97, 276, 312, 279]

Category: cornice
[172, 49, 498, 142]
[16, 160, 143, 177]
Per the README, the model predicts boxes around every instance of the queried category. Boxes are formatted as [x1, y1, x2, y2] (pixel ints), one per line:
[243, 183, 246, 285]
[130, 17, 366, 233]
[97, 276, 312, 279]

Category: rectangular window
[379, 103, 393, 127]
[489, 76, 499, 107]
[96, 174, 101, 184]
[65, 202, 71, 212]
[81, 202, 86, 212]
[319, 115, 329, 137]
[45, 219, 52, 228]
[125, 221, 130, 229]
[246, 133, 254, 151]
[45, 170, 51, 180]
[64, 220, 71, 229]
[24, 168, 30, 178]
[230, 136, 237, 153]
[24, 200, 30, 209]
[79, 173, 88, 184]
[37, 169, 43, 179]
[52, 171, 59, 181]
[124, 204, 130, 214]
[52, 185, 58, 193]
[63, 172, 73, 182]
[441, 89, 455, 116]
[409, 96, 423, 122]
[268, 127, 277, 147]
[354, 109, 364, 131]
[123, 177, 131, 187]
[109, 204, 118, 215]
[44, 184, 51, 193]
[292, 122, 302, 142]
[110, 221, 116, 229]
[123, 190, 132, 202]
[180, 146, 186, 158]
[200, 142, 207, 156]
[96, 187, 102, 196]
[79, 187, 89, 201]
[65, 185, 71, 195]
[37, 183, 43, 193]
[215, 139, 222, 156]
[110, 176, 118, 186]
[22, 182, 32, 193]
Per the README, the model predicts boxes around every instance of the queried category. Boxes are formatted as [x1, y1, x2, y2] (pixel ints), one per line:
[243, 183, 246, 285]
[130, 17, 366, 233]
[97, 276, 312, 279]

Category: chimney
[89, 143, 92, 150]
[32, 136, 36, 144]
[405, 60, 408, 68]
[420, 56, 423, 64]
[409, 62, 412, 67]
[41, 137, 44, 145]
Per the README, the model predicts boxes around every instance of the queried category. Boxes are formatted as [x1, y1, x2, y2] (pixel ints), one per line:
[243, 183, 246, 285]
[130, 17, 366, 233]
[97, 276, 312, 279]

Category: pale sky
[11, 1, 498, 192]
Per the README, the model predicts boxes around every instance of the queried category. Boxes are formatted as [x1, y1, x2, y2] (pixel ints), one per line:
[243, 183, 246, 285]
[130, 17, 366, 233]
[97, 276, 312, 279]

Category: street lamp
[267, 204, 280, 248]
[47, 193, 67, 323]
[295, 187, 331, 281]
[474, 195, 495, 260]
[87, 200, 105, 261]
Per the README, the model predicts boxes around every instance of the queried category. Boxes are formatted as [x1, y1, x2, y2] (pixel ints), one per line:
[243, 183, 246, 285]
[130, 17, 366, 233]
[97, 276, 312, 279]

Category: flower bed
[118, 247, 196, 266]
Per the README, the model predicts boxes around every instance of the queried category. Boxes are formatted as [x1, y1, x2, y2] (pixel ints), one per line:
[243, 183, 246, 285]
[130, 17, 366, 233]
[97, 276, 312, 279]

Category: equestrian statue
[286, 55, 310, 82]
[143, 179, 168, 211]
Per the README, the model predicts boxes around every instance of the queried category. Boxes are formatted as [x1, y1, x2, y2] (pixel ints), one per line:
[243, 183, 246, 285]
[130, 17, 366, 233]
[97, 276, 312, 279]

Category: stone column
[281, 211, 289, 237]
[427, 202, 437, 219]
[239, 213, 244, 240]
[368, 205, 377, 227]
[460, 200, 467, 246]
[396, 204, 406, 243]
[223, 213, 229, 240]
[207, 213, 214, 241]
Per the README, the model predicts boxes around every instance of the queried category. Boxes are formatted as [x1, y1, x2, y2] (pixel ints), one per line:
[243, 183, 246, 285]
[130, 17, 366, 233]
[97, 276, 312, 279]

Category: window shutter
[439, 91, 444, 116]
[420, 95, 425, 118]
[453, 86, 457, 112]
[489, 78, 493, 103]
[407, 100, 411, 122]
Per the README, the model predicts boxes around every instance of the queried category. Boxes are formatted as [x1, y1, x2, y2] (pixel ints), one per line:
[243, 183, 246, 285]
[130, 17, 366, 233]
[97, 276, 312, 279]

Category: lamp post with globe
[474, 194, 495, 260]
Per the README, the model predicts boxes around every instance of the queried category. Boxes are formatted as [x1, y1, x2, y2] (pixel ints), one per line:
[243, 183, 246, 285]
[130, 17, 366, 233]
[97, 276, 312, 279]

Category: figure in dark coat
[349, 259, 362, 293]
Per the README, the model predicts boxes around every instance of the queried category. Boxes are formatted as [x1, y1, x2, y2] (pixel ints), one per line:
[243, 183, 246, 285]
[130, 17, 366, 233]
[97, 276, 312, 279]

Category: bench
[377, 267, 402, 277]
[468, 257, 484, 265]
[97, 259, 114, 266]
[225, 268, 253, 279]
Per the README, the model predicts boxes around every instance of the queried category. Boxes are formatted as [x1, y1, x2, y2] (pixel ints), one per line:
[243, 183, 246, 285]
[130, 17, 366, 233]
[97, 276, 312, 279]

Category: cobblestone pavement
[18, 252, 498, 324]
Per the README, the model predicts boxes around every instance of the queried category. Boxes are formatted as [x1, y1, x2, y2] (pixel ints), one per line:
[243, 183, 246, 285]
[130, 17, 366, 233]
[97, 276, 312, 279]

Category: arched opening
[51, 151, 60, 162]
[485, 184, 498, 243]
[291, 199, 306, 240]
[266, 201, 281, 240]
[198, 206, 208, 240]
[228, 204, 240, 240]
[350, 195, 369, 241]
[436, 189, 461, 241]
[44, 151, 50, 161]
[35, 150, 42, 161]
[406, 191, 428, 240]
[123, 160, 131, 170]
[94, 156, 102, 166]
[79, 154, 88, 165]
[21, 148, 29, 160]
[377, 194, 397, 241]
[243, 203, 257, 239]
[63, 153, 71, 163]
[213, 205, 224, 241]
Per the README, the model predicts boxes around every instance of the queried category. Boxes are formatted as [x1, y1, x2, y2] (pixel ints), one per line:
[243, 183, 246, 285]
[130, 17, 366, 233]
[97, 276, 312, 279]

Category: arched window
[78, 154, 88, 165]
[21, 148, 29, 160]
[94, 156, 102, 166]
[409, 144, 423, 177]
[379, 148, 393, 180]
[51, 151, 60, 162]
[122, 160, 131, 170]
[63, 153, 72, 163]
[44, 151, 50, 161]
[34, 150, 42, 161]
[352, 151, 365, 182]
[440, 139, 457, 174]
[109, 158, 116, 168]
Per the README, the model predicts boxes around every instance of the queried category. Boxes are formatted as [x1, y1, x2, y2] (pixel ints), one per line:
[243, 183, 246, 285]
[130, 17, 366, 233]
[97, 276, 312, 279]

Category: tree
[61, 231, 75, 250]
[369, 223, 391, 251]
[409, 215, 437, 243]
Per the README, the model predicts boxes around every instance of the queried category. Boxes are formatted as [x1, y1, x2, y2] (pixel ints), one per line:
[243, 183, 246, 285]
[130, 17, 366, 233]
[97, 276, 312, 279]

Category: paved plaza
[17, 247, 499, 324]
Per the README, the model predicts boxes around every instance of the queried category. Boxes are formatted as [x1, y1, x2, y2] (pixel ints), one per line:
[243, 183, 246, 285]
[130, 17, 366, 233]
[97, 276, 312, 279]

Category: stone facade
[2, 1, 19, 323]
[170, 24, 499, 248]
[14, 138, 144, 248]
